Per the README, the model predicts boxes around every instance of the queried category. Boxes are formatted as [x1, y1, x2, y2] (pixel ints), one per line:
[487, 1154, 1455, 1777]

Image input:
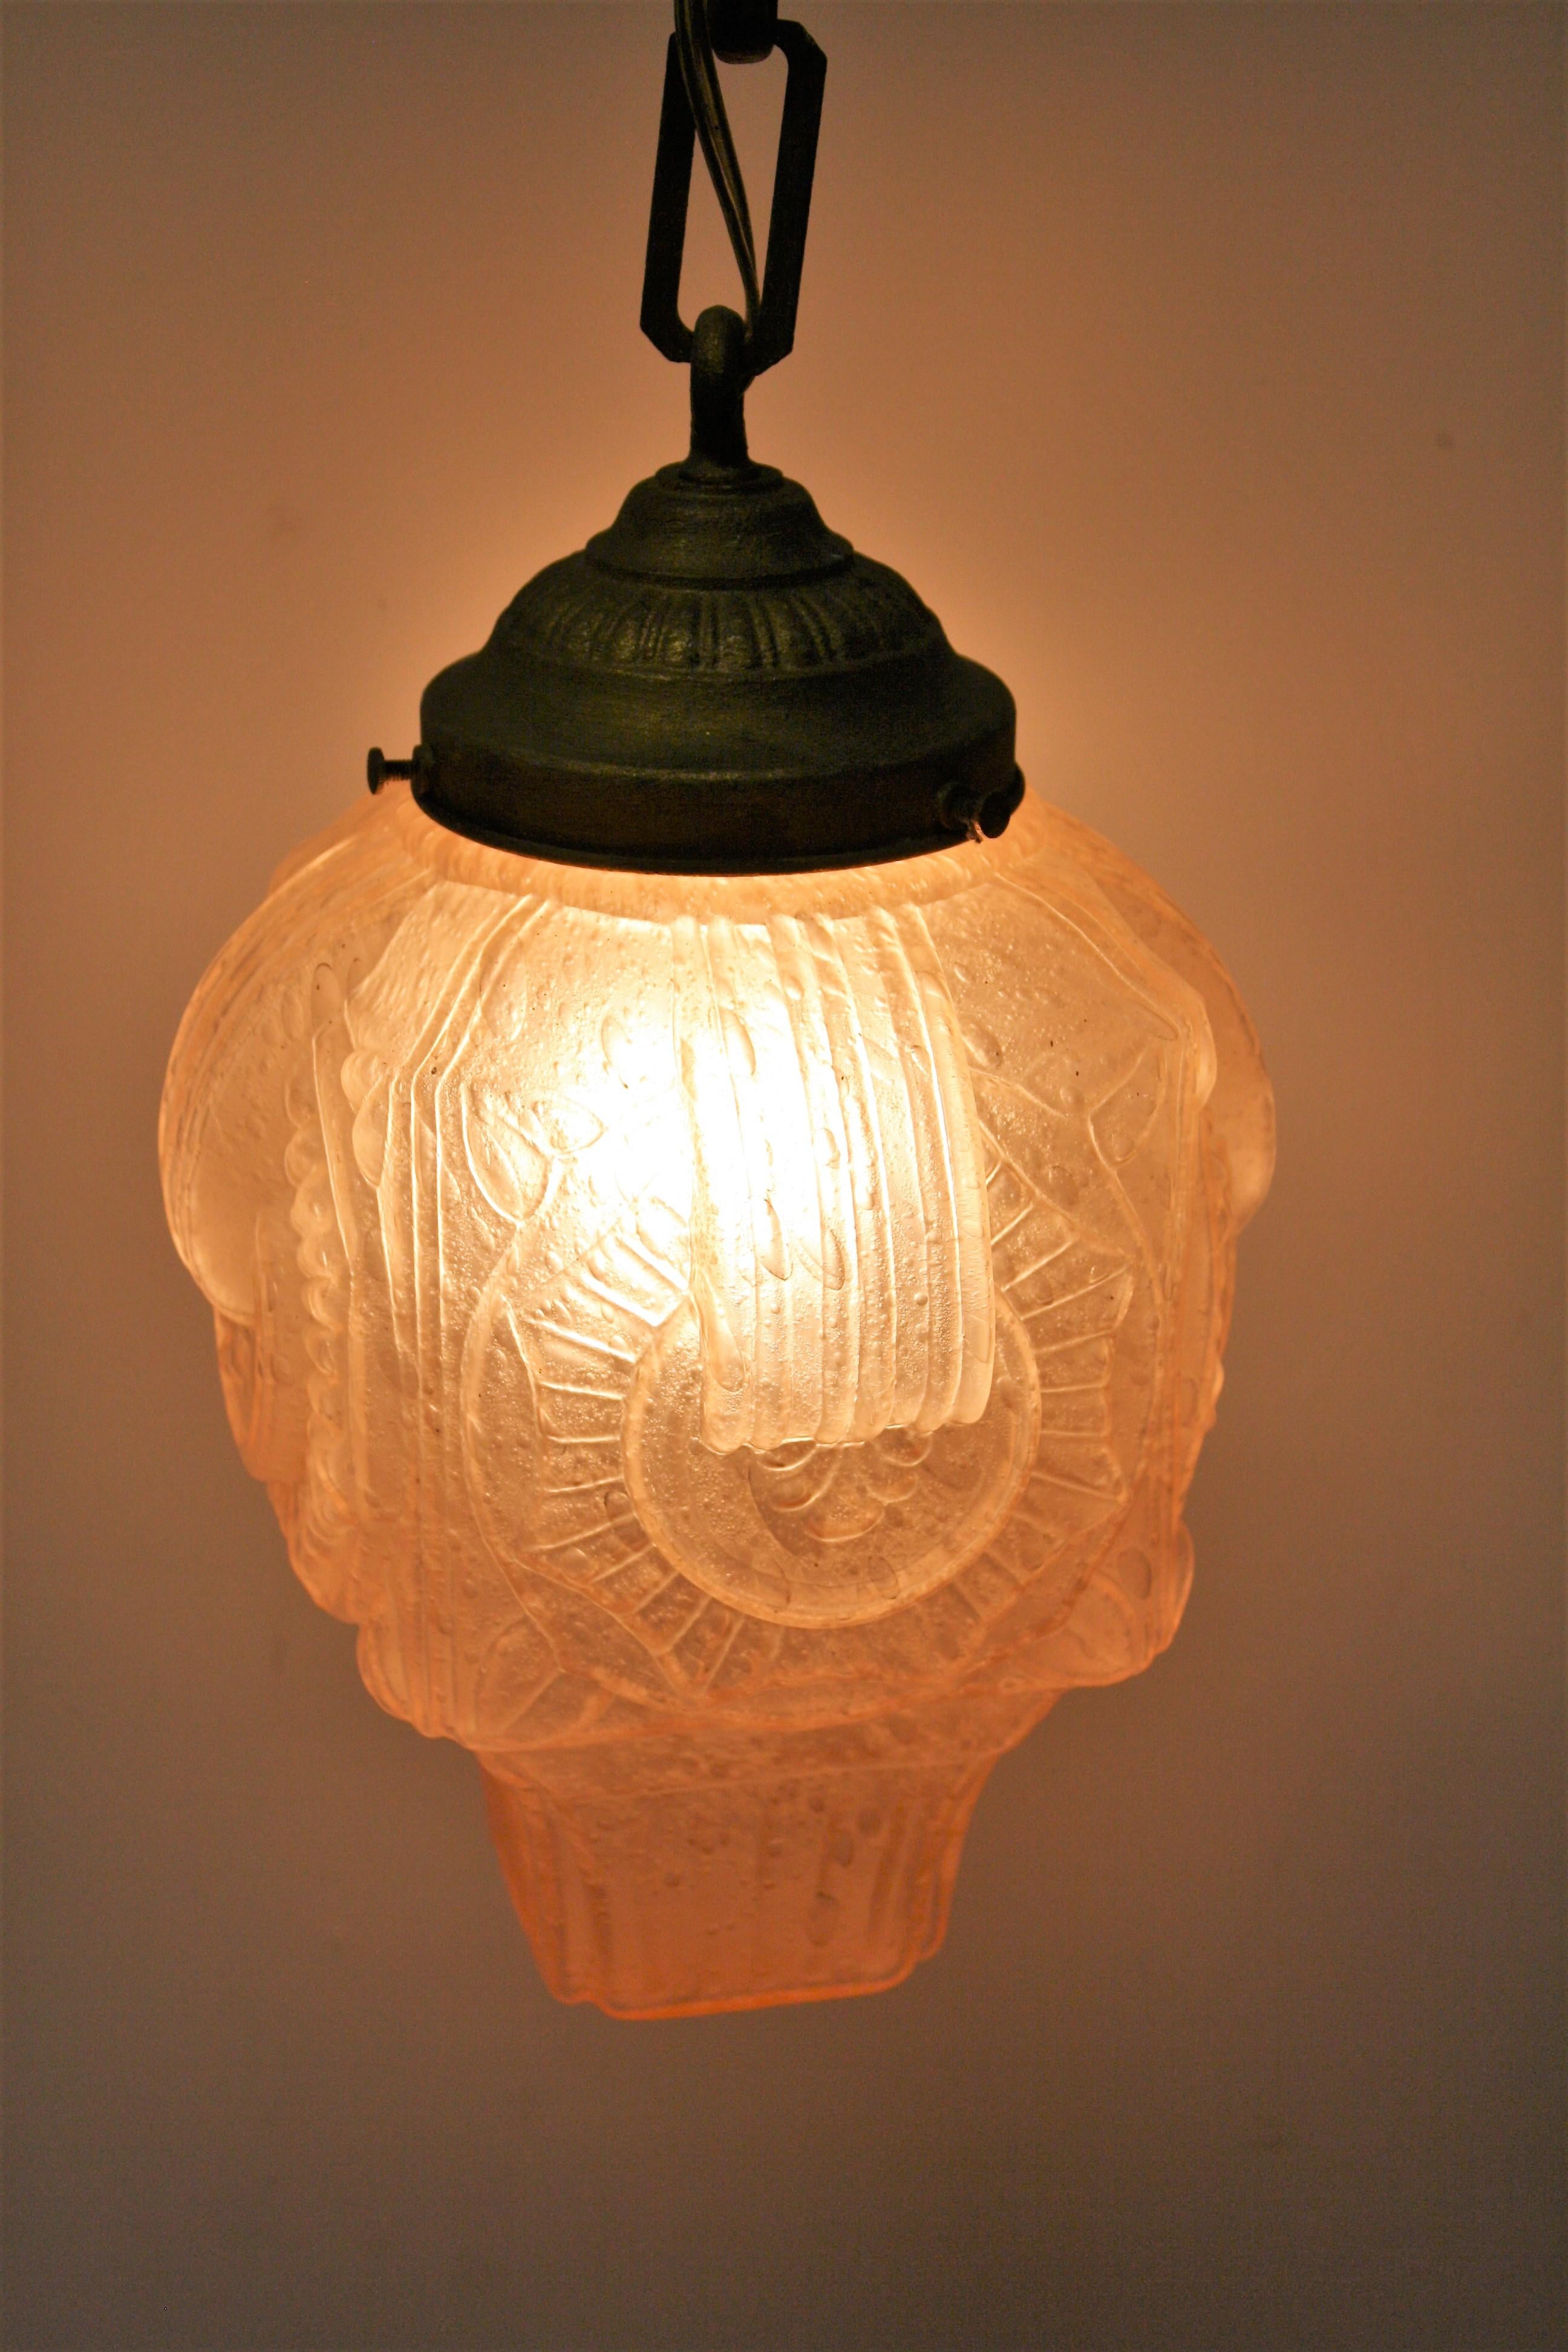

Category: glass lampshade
[161, 779, 1272, 2014]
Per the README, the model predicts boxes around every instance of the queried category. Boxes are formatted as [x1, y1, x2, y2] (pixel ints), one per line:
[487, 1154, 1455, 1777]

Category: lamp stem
[686, 305, 752, 473]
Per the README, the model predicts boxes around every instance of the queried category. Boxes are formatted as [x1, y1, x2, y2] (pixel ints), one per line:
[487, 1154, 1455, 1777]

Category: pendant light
[161, 0, 1273, 2017]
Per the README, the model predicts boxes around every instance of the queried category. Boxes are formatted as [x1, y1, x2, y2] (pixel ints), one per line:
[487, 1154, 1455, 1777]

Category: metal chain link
[673, 0, 763, 339]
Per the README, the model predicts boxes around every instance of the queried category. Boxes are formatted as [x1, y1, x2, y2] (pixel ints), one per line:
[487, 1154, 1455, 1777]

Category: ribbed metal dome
[411, 451, 1021, 875]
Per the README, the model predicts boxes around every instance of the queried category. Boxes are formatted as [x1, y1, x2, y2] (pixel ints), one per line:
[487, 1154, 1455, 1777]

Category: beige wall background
[4, 5, 1562, 2347]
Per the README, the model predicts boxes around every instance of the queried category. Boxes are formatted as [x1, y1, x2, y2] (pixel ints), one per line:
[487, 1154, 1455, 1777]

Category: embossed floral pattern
[161, 786, 1272, 2014]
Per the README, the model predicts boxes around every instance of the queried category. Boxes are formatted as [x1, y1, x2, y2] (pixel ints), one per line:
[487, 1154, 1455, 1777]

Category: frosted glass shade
[161, 785, 1272, 2014]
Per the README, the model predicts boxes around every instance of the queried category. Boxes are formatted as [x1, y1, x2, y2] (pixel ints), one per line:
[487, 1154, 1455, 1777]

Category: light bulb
[162, 780, 1272, 2014]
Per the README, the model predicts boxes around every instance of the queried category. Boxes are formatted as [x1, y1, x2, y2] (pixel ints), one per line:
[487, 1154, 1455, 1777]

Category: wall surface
[4, 5, 1563, 2348]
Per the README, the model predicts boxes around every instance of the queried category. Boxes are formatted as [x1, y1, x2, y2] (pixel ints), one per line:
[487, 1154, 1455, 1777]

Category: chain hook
[640, 0, 826, 462]
[674, 0, 764, 340]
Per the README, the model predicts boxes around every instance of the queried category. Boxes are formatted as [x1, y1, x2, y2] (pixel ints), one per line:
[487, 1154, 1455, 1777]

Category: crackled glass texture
[162, 783, 1272, 2014]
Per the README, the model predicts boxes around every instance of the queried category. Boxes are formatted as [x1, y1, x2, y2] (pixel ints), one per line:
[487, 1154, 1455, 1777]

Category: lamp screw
[939, 770, 1023, 843]
[937, 780, 985, 841]
[368, 746, 433, 795]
